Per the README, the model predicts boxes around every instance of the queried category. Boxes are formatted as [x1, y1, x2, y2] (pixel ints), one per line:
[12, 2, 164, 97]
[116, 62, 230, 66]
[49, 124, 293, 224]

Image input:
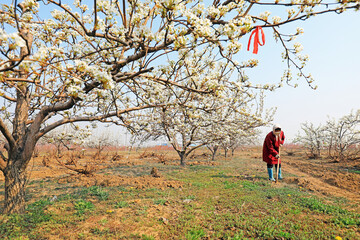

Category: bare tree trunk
[206, 145, 218, 161]
[211, 146, 218, 161]
[178, 151, 187, 166]
[3, 163, 27, 214]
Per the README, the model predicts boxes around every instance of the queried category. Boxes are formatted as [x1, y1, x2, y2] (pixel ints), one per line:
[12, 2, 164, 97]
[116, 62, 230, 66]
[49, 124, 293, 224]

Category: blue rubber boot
[278, 167, 283, 180]
[275, 166, 283, 180]
[267, 168, 275, 181]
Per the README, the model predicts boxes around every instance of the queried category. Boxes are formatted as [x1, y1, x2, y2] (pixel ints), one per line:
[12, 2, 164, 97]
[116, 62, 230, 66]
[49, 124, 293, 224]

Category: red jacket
[262, 131, 285, 164]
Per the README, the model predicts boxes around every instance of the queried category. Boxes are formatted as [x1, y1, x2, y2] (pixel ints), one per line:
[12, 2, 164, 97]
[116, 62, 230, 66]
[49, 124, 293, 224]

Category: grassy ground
[0, 151, 359, 239]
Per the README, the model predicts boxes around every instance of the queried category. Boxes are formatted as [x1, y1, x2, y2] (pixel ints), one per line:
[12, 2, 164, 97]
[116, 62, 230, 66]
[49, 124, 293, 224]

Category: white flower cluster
[0, 29, 26, 49]
[281, 69, 292, 82]
[259, 11, 271, 21]
[293, 42, 304, 53]
[74, 60, 114, 90]
[296, 27, 304, 35]
[296, 54, 309, 68]
[51, 9, 67, 21]
[180, 5, 213, 38]
[242, 59, 259, 68]
[130, 3, 151, 25]
[137, 25, 155, 40]
[73, 0, 89, 12]
[219, 15, 252, 39]
[64, 60, 115, 99]
[287, 8, 296, 19]
[108, 25, 127, 42]
[272, 16, 282, 24]
[33, 46, 65, 60]
[22, 0, 40, 11]
[207, 6, 221, 19]
[66, 77, 84, 98]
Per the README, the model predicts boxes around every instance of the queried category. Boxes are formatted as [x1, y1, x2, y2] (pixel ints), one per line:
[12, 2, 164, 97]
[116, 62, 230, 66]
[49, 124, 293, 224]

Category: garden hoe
[275, 147, 280, 183]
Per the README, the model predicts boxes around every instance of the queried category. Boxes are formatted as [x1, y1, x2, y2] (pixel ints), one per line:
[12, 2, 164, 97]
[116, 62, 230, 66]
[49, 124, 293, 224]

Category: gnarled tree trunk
[1, 142, 34, 214]
[3, 163, 28, 213]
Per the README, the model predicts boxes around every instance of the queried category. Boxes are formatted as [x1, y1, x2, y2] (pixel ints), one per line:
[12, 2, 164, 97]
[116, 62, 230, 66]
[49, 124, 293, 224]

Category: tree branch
[92, 0, 98, 35]
[0, 91, 17, 102]
[144, 75, 213, 94]
[37, 104, 163, 139]
[187, 142, 207, 155]
[0, 117, 15, 150]
[113, 67, 154, 82]
[0, 57, 28, 72]
[112, 40, 174, 73]
[3, 77, 40, 83]
[0, 155, 6, 171]
[27, 98, 76, 142]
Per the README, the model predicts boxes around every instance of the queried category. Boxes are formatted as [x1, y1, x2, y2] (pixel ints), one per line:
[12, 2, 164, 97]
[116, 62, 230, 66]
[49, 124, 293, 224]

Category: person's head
[272, 124, 282, 136]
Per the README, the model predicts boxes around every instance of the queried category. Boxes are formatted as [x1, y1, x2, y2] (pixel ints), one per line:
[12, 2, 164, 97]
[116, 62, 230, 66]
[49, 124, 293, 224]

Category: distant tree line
[295, 110, 360, 161]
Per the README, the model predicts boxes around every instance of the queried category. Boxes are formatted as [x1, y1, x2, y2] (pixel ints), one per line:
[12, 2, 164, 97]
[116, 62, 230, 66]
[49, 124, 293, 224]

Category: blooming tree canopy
[0, 0, 359, 213]
[294, 122, 326, 158]
[296, 111, 360, 160]
[130, 75, 273, 165]
[324, 110, 360, 161]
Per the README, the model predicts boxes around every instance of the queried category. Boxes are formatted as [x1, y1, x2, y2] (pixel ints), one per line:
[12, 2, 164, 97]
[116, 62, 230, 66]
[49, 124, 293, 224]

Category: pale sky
[247, 11, 360, 142]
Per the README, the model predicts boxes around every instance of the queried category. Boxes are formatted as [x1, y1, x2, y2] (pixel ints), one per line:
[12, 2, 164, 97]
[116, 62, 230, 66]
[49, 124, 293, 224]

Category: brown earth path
[282, 161, 360, 202]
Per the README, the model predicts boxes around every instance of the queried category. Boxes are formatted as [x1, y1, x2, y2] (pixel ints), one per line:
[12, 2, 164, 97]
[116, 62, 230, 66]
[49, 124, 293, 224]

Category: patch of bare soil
[282, 154, 360, 202]
[0, 149, 177, 180]
[57, 174, 184, 189]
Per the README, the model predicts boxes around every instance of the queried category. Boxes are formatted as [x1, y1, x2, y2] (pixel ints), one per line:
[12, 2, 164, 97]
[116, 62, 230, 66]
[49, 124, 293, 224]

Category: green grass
[0, 199, 53, 238]
[0, 155, 359, 239]
[185, 228, 206, 240]
[115, 200, 129, 208]
[348, 169, 360, 174]
[153, 198, 167, 205]
[74, 199, 95, 215]
[75, 185, 109, 201]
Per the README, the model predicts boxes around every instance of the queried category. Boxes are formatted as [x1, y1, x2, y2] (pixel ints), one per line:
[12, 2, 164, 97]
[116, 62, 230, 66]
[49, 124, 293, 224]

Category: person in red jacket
[262, 124, 285, 181]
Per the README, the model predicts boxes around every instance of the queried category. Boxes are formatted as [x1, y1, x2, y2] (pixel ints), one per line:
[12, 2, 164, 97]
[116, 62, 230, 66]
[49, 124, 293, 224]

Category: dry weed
[42, 156, 51, 168]
[151, 167, 161, 178]
[111, 152, 123, 162]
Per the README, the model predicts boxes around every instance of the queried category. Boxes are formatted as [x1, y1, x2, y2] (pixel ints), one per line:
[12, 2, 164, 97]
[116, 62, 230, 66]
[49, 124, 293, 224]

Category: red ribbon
[247, 26, 265, 54]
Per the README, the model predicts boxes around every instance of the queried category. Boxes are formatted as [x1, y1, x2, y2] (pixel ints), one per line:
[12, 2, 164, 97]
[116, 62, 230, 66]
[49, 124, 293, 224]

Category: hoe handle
[276, 147, 280, 183]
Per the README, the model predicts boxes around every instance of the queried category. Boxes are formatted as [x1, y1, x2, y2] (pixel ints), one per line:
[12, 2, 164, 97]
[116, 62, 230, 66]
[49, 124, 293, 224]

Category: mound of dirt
[283, 163, 360, 201]
[285, 157, 360, 195]
[323, 173, 360, 192]
[283, 177, 300, 185]
[57, 174, 184, 189]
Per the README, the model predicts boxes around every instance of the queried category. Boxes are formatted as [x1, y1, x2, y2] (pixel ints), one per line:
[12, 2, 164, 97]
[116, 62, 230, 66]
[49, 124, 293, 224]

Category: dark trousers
[267, 163, 281, 169]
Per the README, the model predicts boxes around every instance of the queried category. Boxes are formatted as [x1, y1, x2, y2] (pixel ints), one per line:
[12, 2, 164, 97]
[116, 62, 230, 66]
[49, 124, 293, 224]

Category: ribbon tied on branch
[247, 26, 265, 54]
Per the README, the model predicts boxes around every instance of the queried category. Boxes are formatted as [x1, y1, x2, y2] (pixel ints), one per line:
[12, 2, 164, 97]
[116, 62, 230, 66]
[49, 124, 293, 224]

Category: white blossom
[293, 42, 304, 53]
